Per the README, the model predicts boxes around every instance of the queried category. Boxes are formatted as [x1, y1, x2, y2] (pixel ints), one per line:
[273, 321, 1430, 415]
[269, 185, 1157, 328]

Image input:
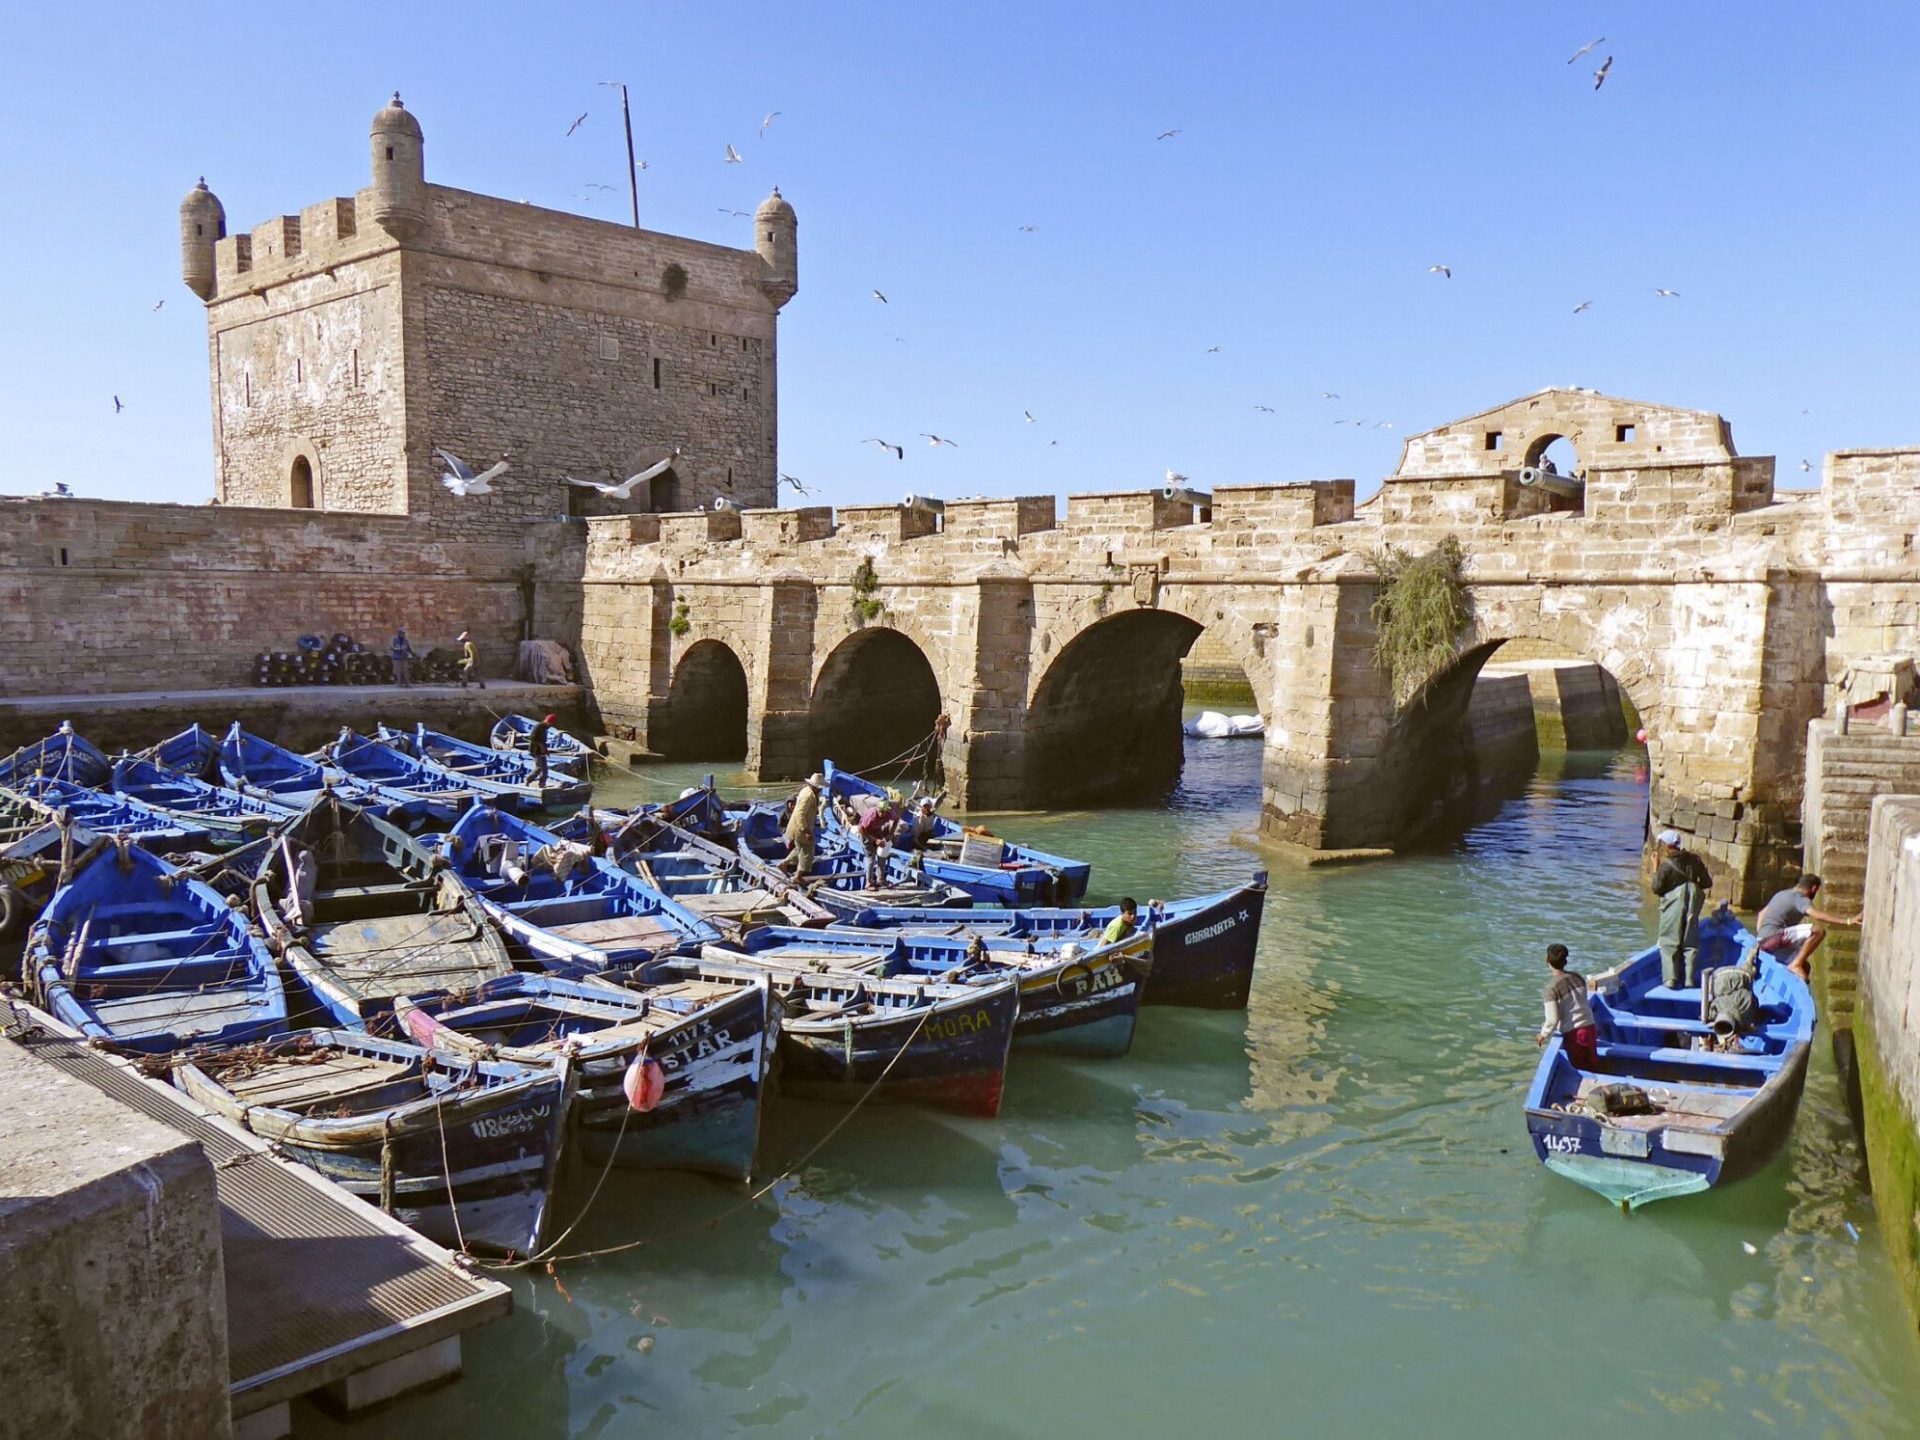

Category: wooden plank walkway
[5, 1007, 511, 1427]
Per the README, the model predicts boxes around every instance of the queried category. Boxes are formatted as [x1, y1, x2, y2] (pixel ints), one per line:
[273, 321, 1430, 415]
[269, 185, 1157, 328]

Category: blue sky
[3, 1, 1916, 507]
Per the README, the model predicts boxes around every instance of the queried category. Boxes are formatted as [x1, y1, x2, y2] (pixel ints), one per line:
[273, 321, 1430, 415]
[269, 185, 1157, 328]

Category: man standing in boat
[1537, 943, 1598, 1068]
[528, 713, 554, 788]
[1651, 828, 1713, 988]
[782, 772, 824, 878]
[1755, 873, 1862, 982]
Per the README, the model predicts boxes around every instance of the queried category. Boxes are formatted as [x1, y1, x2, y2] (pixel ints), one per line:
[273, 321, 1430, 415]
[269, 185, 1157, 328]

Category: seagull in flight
[1567, 36, 1605, 64]
[152, 299, 165, 312]
[1800, 459, 1813, 473]
[1023, 410, 1036, 423]
[1654, 287, 1681, 298]
[871, 289, 888, 303]
[1165, 469, 1190, 485]
[759, 111, 781, 137]
[725, 143, 744, 164]
[566, 112, 588, 137]
[1254, 404, 1275, 413]
[39, 482, 74, 498]
[1429, 264, 1451, 278]
[1155, 129, 1182, 141]
[1572, 300, 1593, 314]
[112, 395, 122, 413]
[1593, 56, 1613, 91]
[1320, 391, 1340, 400]
[1018, 224, 1038, 233]
[779, 472, 813, 496]
[436, 447, 509, 497]
[921, 433, 958, 447]
[864, 438, 904, 460]
[564, 454, 677, 500]
[584, 183, 616, 192]
[718, 208, 751, 217]
[1205, 345, 1222, 354]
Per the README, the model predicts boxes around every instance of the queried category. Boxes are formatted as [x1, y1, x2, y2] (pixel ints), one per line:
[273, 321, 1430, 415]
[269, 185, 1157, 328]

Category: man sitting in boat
[903, 796, 940, 853]
[1536, 943, 1597, 1069]
[1102, 897, 1140, 946]
[1755, 873, 1862, 982]
[1650, 828, 1713, 988]
[781, 773, 824, 877]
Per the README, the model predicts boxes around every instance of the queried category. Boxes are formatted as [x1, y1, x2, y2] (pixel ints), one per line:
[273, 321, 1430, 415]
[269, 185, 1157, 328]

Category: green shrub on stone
[1371, 534, 1469, 702]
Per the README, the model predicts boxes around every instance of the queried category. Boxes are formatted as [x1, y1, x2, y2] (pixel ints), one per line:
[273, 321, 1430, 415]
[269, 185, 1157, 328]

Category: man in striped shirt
[1537, 943, 1598, 1069]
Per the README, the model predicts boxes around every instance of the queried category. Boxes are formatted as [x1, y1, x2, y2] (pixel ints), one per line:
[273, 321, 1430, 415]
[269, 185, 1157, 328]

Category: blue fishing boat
[732, 802, 977, 914]
[25, 841, 287, 1053]
[818, 762, 1092, 905]
[491, 712, 596, 765]
[253, 796, 517, 1030]
[315, 730, 483, 822]
[220, 723, 368, 809]
[0, 792, 90, 939]
[145, 724, 224, 781]
[711, 921, 1152, 1058]
[0, 722, 114, 789]
[3, 775, 211, 855]
[657, 952, 1021, 1117]
[1523, 906, 1816, 1209]
[394, 970, 773, 1181]
[172, 1028, 571, 1256]
[376, 723, 592, 810]
[846, 874, 1269, 1010]
[439, 804, 721, 970]
[109, 754, 293, 843]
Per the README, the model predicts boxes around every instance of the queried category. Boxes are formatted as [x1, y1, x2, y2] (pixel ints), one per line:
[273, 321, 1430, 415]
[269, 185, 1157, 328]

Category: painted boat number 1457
[1542, 1133, 1584, 1155]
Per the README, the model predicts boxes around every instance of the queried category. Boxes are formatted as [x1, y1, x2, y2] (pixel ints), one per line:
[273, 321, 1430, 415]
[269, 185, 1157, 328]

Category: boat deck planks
[5, 1008, 509, 1418]
[545, 914, 685, 949]
[308, 910, 511, 1000]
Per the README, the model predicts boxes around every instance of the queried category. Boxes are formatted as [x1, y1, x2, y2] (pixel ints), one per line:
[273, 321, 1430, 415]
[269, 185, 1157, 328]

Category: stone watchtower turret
[187, 96, 797, 526]
[369, 93, 427, 242]
[178, 178, 225, 301]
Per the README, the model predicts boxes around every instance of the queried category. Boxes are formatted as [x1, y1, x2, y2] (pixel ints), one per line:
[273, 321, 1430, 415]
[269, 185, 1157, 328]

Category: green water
[310, 740, 1920, 1438]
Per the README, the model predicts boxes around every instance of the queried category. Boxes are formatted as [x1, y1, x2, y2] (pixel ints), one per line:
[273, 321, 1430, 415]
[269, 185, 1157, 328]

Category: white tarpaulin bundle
[1182, 710, 1265, 739]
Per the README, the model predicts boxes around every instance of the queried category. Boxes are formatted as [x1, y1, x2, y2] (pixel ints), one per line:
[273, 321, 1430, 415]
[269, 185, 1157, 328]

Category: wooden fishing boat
[733, 802, 977, 914]
[0, 791, 90, 939]
[819, 762, 1092, 904]
[314, 730, 483, 822]
[25, 840, 287, 1053]
[657, 952, 1020, 1117]
[491, 712, 596, 764]
[109, 754, 293, 844]
[221, 723, 374, 810]
[581, 810, 839, 931]
[713, 922, 1152, 1058]
[845, 874, 1270, 1009]
[0, 722, 113, 789]
[253, 797, 516, 1030]
[376, 723, 591, 810]
[439, 804, 721, 971]
[394, 970, 773, 1180]
[172, 1028, 571, 1256]
[3, 775, 211, 855]
[1523, 906, 1816, 1210]
[145, 723, 223, 781]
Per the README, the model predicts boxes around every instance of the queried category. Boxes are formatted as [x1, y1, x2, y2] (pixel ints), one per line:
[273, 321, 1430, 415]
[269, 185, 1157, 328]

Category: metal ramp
[7, 1010, 510, 1435]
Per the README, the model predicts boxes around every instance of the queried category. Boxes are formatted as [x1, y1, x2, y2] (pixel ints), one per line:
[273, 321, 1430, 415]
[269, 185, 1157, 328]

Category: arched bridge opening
[1378, 636, 1645, 844]
[1025, 609, 1207, 806]
[658, 640, 749, 760]
[810, 628, 943, 780]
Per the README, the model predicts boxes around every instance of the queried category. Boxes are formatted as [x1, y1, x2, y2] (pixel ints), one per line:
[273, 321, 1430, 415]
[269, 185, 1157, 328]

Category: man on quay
[389, 626, 414, 687]
[1651, 828, 1713, 988]
[458, 630, 483, 689]
[1756, 873, 1862, 982]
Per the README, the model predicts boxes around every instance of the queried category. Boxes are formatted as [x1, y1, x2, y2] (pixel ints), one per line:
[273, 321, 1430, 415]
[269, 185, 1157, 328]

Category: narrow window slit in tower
[653, 358, 662, 389]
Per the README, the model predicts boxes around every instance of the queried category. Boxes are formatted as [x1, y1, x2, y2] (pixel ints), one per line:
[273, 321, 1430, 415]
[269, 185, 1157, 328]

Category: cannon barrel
[1162, 485, 1212, 507]
[901, 493, 946, 515]
[1516, 466, 1584, 500]
[711, 496, 739, 512]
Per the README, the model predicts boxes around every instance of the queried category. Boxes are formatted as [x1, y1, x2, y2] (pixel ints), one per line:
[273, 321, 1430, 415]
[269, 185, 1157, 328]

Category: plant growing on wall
[1370, 534, 1469, 703]
[849, 556, 888, 626]
[1094, 579, 1115, 616]
[662, 263, 689, 300]
[669, 600, 691, 637]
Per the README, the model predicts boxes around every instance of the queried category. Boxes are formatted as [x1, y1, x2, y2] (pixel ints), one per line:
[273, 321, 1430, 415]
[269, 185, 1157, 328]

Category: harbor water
[311, 735, 1920, 1438]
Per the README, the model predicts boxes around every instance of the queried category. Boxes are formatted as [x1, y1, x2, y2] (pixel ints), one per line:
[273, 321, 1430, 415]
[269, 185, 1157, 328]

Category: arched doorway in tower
[289, 455, 315, 509]
[809, 629, 942, 780]
[658, 640, 749, 760]
[1026, 609, 1217, 806]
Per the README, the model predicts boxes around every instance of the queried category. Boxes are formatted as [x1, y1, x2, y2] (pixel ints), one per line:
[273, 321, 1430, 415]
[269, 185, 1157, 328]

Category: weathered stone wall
[1852, 795, 1920, 1336]
[0, 497, 579, 695]
[0, 1034, 231, 1440]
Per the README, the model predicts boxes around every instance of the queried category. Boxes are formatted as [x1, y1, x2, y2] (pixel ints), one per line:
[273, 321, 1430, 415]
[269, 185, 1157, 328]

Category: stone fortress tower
[180, 95, 798, 535]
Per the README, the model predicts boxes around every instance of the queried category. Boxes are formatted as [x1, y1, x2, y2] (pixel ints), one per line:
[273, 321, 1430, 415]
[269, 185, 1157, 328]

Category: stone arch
[809, 628, 943, 779]
[1025, 607, 1208, 805]
[657, 639, 750, 759]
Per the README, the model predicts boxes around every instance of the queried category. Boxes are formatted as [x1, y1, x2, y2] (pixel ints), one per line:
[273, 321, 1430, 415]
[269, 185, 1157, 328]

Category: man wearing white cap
[782, 772, 825, 877]
[1651, 828, 1713, 988]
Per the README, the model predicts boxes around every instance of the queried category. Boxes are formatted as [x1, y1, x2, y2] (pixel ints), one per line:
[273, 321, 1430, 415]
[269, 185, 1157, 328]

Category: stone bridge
[576, 388, 1917, 903]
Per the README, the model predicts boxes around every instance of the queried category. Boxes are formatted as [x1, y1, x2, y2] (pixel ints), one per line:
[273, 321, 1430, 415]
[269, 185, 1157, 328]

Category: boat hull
[1008, 941, 1150, 1058]
[1145, 880, 1267, 1009]
[777, 980, 1018, 1117]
